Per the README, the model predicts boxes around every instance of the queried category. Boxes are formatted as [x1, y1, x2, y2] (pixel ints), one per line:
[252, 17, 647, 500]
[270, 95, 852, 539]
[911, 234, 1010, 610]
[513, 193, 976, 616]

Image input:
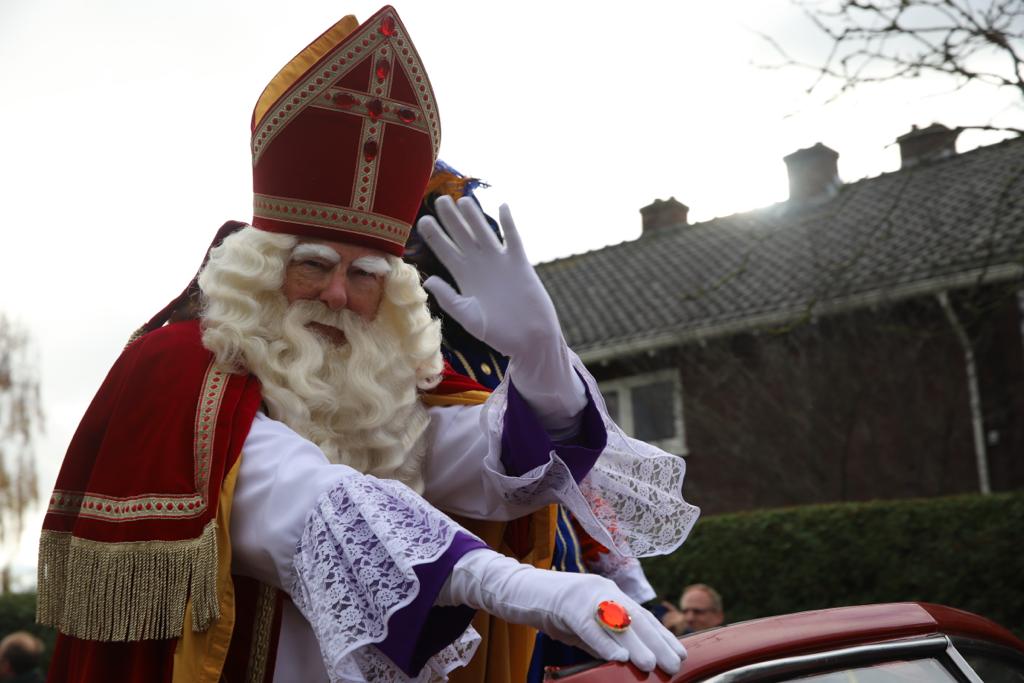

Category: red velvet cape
[39, 320, 262, 681]
[39, 318, 484, 680]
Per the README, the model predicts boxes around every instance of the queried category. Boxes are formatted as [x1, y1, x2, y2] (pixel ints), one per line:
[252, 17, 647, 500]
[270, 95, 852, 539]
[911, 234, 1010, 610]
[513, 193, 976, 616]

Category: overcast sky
[2, 0, 1021, 586]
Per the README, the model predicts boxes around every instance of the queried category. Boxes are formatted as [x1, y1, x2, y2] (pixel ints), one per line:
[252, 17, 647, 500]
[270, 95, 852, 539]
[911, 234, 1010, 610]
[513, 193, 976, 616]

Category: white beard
[245, 298, 431, 493]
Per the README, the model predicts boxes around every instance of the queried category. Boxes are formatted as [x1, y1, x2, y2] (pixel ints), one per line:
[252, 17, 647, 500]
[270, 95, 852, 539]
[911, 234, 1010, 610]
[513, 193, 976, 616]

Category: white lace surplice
[288, 474, 482, 682]
[231, 354, 698, 682]
[232, 415, 482, 683]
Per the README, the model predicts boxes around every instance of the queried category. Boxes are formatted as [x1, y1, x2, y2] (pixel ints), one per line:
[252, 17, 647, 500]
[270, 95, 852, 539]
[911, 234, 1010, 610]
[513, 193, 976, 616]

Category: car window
[962, 654, 1024, 683]
[787, 658, 959, 683]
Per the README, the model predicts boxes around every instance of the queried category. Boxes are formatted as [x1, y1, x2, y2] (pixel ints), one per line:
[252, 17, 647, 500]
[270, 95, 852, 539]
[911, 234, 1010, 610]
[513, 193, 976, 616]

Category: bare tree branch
[760, 0, 1024, 105]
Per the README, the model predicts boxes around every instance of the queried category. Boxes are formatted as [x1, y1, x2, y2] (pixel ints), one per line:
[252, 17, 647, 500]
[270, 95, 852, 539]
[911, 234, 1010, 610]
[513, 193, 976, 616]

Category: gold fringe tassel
[37, 521, 220, 641]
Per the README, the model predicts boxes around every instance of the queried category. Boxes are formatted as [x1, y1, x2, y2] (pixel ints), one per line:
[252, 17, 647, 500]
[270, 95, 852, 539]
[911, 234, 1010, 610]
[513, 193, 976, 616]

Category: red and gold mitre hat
[251, 6, 439, 255]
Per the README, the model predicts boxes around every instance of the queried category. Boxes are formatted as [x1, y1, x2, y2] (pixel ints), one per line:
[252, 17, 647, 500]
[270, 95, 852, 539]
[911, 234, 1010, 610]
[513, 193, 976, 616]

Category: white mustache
[285, 300, 366, 336]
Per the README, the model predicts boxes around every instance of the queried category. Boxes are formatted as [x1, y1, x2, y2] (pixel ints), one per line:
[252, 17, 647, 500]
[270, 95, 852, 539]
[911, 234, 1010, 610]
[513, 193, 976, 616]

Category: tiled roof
[537, 137, 1024, 362]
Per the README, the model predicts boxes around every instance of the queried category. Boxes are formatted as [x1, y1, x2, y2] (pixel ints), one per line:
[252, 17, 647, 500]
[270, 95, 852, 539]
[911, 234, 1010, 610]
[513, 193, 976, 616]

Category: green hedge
[642, 491, 1024, 636]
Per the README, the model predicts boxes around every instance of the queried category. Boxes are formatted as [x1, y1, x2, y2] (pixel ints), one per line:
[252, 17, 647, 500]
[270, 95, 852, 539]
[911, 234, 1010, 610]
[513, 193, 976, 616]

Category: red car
[545, 603, 1024, 682]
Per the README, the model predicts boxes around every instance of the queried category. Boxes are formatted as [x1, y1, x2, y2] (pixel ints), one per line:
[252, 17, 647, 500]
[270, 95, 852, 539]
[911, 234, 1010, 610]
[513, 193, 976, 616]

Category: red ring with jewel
[596, 599, 632, 632]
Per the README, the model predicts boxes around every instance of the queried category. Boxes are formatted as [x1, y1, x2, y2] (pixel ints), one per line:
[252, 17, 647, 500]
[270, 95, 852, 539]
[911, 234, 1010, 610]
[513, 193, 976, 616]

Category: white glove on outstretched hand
[436, 548, 686, 675]
[417, 196, 587, 437]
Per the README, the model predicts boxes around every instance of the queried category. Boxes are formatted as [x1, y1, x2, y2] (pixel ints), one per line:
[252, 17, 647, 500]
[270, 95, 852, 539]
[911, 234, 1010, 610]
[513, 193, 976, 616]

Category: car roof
[557, 602, 1024, 683]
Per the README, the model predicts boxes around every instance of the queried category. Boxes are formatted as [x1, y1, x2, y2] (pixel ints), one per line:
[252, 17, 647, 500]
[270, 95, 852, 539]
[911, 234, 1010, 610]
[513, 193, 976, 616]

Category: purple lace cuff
[377, 531, 486, 675]
[288, 471, 486, 680]
[500, 375, 607, 481]
[478, 351, 699, 560]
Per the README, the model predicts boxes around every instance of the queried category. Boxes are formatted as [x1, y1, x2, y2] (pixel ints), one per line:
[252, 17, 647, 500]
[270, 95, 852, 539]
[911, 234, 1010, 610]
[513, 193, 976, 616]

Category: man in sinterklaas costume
[37, 7, 698, 682]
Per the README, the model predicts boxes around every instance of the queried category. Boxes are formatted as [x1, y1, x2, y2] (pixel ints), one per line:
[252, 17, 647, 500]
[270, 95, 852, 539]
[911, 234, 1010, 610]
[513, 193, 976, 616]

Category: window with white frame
[599, 369, 687, 455]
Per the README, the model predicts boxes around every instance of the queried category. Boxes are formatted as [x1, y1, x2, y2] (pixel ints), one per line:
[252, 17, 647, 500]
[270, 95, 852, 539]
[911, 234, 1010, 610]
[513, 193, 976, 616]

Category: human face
[282, 240, 391, 328]
[680, 588, 724, 633]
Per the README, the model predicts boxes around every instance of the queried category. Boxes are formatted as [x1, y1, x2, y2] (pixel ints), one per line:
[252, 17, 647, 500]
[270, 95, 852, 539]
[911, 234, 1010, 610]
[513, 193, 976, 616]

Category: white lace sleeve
[585, 552, 657, 603]
[479, 352, 700, 558]
[286, 471, 482, 683]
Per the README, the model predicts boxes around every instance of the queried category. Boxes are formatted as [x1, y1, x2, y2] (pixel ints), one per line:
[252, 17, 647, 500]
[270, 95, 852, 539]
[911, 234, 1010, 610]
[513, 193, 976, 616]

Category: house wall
[963, 285, 1024, 493]
[590, 285, 1024, 516]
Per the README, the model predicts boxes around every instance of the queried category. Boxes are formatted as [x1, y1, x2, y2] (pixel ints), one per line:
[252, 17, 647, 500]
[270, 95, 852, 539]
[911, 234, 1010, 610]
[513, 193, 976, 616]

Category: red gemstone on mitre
[379, 16, 396, 36]
[376, 59, 390, 81]
[366, 99, 384, 121]
[397, 108, 416, 123]
[363, 140, 378, 162]
[333, 92, 357, 108]
[596, 600, 631, 630]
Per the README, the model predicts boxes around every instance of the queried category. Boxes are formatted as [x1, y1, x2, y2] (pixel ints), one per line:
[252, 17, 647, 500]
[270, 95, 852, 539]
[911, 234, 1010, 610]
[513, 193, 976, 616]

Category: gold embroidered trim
[37, 522, 220, 641]
[253, 193, 408, 245]
[354, 115, 382, 217]
[311, 89, 430, 134]
[394, 28, 440, 159]
[246, 583, 277, 683]
[252, 15, 359, 129]
[45, 361, 228, 524]
[356, 40, 391, 215]
[489, 352, 506, 382]
[443, 343, 478, 382]
[195, 363, 229, 502]
[47, 490, 205, 522]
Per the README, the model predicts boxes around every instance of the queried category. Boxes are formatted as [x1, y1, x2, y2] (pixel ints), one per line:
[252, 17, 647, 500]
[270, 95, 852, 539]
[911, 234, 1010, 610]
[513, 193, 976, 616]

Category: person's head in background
[0, 631, 44, 681]
[679, 583, 724, 633]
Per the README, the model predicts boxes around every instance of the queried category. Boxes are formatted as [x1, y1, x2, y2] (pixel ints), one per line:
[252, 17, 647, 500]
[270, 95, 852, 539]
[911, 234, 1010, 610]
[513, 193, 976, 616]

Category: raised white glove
[417, 196, 561, 359]
[417, 196, 586, 436]
[437, 548, 686, 675]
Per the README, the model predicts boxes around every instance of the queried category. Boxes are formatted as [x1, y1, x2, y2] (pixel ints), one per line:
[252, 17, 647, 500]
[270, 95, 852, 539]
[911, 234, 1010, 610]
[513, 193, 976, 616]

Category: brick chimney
[783, 143, 840, 202]
[896, 123, 960, 168]
[640, 197, 689, 236]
